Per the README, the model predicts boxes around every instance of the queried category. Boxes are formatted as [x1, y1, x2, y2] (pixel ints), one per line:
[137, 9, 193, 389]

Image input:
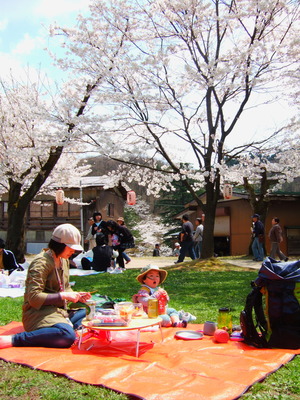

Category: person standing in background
[193, 218, 203, 258]
[251, 214, 265, 262]
[268, 217, 288, 261]
[84, 217, 96, 250]
[117, 217, 131, 264]
[172, 242, 181, 257]
[106, 220, 134, 270]
[176, 214, 196, 263]
[153, 243, 160, 257]
[91, 212, 107, 241]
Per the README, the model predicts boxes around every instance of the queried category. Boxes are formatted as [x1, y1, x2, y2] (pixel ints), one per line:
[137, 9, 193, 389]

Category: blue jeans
[122, 251, 131, 262]
[160, 308, 179, 327]
[177, 241, 196, 262]
[12, 309, 86, 348]
[194, 241, 202, 258]
[252, 237, 264, 261]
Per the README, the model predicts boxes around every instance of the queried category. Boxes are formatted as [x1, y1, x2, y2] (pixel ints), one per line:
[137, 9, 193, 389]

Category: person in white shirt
[193, 218, 203, 258]
[84, 217, 96, 250]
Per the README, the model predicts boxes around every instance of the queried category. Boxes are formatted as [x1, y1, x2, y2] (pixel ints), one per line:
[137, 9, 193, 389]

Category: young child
[152, 243, 160, 257]
[172, 242, 181, 257]
[133, 265, 196, 327]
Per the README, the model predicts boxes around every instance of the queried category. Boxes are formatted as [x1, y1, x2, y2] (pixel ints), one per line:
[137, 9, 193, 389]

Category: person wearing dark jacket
[106, 220, 134, 269]
[81, 233, 118, 271]
[251, 214, 265, 261]
[92, 233, 116, 272]
[0, 238, 21, 274]
[176, 214, 196, 263]
[91, 212, 107, 240]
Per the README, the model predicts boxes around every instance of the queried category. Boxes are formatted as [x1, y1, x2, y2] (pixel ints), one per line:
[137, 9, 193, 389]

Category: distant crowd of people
[80, 211, 290, 268]
[165, 212, 289, 264]
[82, 212, 135, 273]
[81, 212, 205, 269]
[0, 211, 289, 276]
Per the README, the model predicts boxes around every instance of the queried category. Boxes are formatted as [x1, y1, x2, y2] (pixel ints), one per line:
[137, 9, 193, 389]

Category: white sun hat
[51, 223, 83, 251]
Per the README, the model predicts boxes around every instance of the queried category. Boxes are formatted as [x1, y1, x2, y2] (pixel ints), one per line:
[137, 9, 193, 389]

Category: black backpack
[240, 258, 300, 349]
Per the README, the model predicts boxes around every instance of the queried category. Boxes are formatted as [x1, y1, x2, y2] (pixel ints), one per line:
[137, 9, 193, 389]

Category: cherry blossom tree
[0, 76, 92, 260]
[1, 10, 131, 261]
[51, 0, 300, 258]
[124, 200, 178, 255]
[221, 128, 300, 224]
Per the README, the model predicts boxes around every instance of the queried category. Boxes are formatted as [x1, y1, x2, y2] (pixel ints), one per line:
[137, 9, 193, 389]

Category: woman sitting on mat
[0, 224, 91, 349]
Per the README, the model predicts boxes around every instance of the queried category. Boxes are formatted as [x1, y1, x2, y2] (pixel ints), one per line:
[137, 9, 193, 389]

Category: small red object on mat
[214, 329, 229, 343]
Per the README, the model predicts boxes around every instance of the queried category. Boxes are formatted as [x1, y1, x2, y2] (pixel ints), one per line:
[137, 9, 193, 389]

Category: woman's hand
[61, 291, 90, 303]
[78, 292, 92, 302]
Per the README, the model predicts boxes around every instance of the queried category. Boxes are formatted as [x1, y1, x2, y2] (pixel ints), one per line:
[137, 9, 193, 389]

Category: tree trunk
[244, 170, 271, 255]
[5, 146, 65, 261]
[6, 180, 27, 262]
[3, 82, 97, 261]
[201, 179, 219, 259]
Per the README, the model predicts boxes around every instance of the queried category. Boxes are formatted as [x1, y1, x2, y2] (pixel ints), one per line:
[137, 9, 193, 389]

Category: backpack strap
[240, 283, 268, 348]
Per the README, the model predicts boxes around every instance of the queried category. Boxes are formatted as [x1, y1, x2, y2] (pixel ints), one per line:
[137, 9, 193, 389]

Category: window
[107, 203, 114, 217]
[57, 202, 69, 218]
[3, 202, 8, 218]
[29, 200, 80, 219]
[30, 203, 41, 218]
[30, 202, 54, 218]
[69, 203, 80, 218]
[36, 231, 45, 241]
[57, 203, 80, 218]
[42, 202, 54, 217]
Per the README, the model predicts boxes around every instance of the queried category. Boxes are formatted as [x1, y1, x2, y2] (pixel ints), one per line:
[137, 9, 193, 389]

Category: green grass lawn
[0, 259, 299, 399]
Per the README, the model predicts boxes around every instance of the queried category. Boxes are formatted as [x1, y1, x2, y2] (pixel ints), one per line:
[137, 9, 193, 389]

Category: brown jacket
[268, 224, 283, 244]
[22, 251, 73, 332]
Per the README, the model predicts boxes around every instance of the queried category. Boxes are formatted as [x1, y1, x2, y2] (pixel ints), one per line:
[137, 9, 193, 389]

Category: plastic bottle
[158, 292, 168, 315]
[217, 307, 232, 334]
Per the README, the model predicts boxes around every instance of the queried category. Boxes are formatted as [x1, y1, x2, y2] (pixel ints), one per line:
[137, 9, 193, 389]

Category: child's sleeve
[134, 287, 153, 311]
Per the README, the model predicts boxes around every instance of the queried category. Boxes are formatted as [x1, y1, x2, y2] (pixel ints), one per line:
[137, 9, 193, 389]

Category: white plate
[174, 330, 204, 340]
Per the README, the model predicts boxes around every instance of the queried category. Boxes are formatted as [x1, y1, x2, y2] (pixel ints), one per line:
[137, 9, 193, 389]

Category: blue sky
[0, 0, 90, 80]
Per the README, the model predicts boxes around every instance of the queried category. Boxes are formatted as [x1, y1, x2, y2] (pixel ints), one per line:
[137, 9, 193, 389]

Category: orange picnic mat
[1, 322, 299, 400]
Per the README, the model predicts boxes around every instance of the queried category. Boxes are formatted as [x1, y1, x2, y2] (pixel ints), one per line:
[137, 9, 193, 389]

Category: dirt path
[25, 254, 269, 271]
[126, 257, 263, 270]
[124, 256, 177, 270]
[219, 258, 261, 270]
[25, 254, 177, 270]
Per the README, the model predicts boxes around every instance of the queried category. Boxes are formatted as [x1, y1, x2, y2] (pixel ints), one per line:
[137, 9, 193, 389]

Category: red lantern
[127, 190, 136, 205]
[55, 188, 64, 205]
[223, 184, 233, 200]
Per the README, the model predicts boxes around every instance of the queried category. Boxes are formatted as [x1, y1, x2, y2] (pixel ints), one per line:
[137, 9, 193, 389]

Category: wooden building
[174, 192, 300, 257]
[0, 176, 127, 254]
